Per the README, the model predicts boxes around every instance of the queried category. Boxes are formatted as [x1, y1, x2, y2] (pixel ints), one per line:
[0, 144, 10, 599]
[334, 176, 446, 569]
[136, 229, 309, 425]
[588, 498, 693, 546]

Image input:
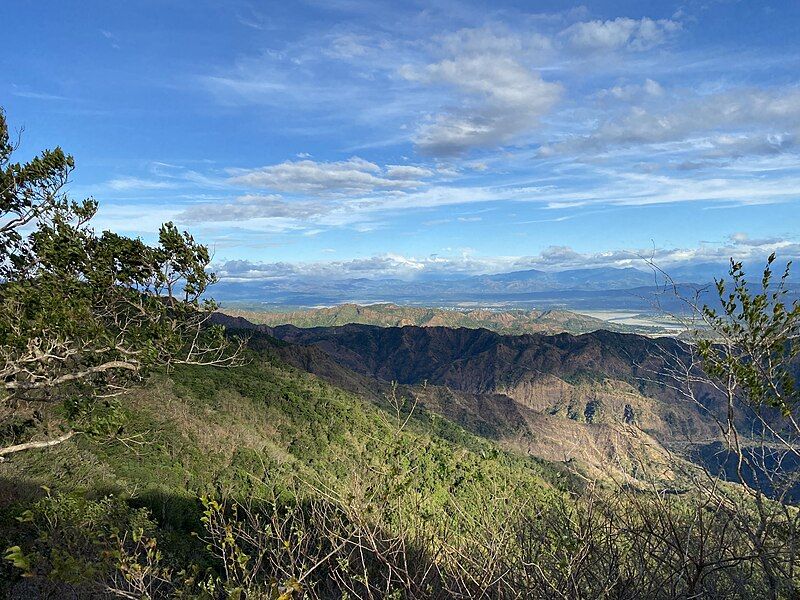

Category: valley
[2, 306, 794, 598]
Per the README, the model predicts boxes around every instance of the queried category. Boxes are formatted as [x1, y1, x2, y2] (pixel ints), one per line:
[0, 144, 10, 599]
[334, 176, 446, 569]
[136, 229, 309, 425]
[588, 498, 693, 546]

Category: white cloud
[726, 232, 785, 247]
[121, 13, 800, 248]
[177, 194, 331, 223]
[522, 241, 800, 271]
[546, 86, 800, 158]
[561, 17, 681, 52]
[401, 27, 562, 155]
[643, 78, 664, 96]
[215, 252, 505, 281]
[600, 78, 664, 101]
[532, 171, 800, 209]
[214, 236, 800, 282]
[228, 157, 432, 194]
[385, 165, 434, 179]
[105, 177, 179, 191]
[178, 165, 800, 232]
[437, 25, 552, 56]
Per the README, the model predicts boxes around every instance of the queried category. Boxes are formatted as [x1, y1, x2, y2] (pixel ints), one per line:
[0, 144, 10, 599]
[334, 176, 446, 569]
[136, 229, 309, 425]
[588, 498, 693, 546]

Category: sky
[3, 0, 800, 281]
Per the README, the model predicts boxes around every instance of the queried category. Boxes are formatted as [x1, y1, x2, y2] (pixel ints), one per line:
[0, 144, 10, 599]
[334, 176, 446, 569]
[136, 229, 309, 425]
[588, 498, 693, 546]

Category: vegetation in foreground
[0, 349, 569, 598]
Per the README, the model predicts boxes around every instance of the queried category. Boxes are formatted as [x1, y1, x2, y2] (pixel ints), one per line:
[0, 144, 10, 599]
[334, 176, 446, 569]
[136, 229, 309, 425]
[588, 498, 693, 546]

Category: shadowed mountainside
[216, 314, 748, 482]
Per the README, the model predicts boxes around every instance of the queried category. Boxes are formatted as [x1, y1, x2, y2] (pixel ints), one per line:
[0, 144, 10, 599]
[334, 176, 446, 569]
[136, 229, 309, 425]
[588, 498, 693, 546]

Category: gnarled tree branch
[0, 430, 75, 462]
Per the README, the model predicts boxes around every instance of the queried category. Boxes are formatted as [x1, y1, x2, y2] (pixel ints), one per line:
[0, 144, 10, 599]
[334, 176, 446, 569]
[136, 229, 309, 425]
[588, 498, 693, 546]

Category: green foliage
[5, 491, 157, 583]
[698, 254, 800, 413]
[0, 106, 241, 453]
[0, 347, 563, 595]
[2, 326, 799, 597]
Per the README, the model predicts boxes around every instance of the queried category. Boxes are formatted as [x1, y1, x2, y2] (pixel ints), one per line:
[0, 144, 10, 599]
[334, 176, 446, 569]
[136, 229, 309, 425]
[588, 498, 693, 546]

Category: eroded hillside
[216, 315, 744, 483]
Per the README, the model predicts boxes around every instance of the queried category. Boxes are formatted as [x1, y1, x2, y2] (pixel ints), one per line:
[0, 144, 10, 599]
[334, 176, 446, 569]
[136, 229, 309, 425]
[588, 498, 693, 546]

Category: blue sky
[4, 0, 800, 280]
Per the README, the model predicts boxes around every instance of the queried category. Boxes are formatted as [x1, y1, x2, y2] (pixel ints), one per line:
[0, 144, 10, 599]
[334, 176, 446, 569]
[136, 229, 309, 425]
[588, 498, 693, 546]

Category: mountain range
[214, 262, 799, 311]
[214, 314, 763, 485]
[219, 303, 670, 336]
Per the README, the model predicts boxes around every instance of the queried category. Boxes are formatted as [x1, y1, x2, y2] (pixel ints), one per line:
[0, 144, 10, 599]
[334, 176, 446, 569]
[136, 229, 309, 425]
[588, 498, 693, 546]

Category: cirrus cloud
[177, 194, 332, 223]
[228, 157, 433, 194]
[543, 86, 800, 160]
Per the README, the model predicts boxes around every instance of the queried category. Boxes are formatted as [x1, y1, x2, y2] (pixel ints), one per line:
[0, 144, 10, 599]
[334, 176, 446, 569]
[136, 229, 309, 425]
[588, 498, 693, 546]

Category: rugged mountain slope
[262, 323, 725, 439]
[240, 328, 680, 483]
[214, 315, 734, 481]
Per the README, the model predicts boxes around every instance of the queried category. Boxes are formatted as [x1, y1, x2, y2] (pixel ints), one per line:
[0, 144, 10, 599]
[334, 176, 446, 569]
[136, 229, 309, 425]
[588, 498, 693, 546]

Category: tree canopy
[0, 107, 242, 458]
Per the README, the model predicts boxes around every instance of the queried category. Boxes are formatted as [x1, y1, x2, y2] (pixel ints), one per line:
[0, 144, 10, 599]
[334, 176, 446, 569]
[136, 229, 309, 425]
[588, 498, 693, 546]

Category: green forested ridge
[220, 302, 659, 336]
[2, 347, 561, 503]
[0, 344, 567, 597]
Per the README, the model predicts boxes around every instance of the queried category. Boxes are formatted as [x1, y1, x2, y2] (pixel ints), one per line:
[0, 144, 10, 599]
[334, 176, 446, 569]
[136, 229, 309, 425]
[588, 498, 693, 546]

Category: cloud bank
[214, 235, 800, 282]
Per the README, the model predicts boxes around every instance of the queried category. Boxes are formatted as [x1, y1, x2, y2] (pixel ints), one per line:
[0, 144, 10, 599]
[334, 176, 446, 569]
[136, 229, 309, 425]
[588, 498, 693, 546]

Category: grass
[0, 345, 567, 594]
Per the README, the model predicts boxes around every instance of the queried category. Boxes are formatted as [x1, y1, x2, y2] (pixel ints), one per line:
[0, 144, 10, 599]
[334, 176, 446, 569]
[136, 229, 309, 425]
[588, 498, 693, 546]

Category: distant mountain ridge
[213, 262, 799, 309]
[467, 266, 659, 291]
[219, 303, 662, 335]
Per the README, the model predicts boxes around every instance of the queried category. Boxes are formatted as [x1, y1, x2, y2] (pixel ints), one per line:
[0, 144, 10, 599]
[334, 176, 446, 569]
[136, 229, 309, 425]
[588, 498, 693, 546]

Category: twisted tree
[0, 107, 244, 459]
